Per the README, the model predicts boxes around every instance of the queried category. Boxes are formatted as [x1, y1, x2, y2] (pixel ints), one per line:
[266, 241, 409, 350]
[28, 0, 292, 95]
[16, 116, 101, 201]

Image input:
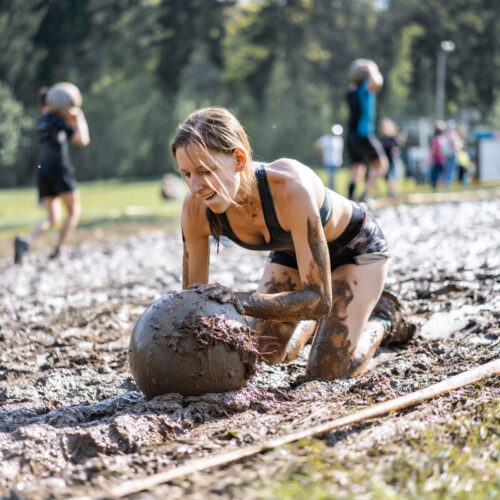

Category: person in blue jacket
[346, 59, 388, 204]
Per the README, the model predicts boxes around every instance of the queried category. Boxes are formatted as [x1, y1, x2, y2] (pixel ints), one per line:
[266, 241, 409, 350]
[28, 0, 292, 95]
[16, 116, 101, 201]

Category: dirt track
[0, 196, 499, 499]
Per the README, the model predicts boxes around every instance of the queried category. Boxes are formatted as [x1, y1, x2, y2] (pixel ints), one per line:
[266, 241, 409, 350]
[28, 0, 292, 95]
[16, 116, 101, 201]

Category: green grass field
[0, 170, 497, 242]
[0, 178, 184, 238]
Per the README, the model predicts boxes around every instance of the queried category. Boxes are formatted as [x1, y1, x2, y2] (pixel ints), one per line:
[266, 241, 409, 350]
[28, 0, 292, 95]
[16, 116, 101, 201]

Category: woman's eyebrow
[195, 162, 214, 171]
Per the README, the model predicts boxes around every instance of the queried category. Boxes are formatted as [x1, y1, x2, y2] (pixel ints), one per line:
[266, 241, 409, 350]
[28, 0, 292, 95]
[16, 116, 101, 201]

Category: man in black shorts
[346, 59, 388, 204]
[14, 86, 89, 264]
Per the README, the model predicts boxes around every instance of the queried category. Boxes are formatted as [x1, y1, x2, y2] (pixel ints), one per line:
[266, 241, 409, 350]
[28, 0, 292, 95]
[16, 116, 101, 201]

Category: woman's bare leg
[283, 320, 317, 362]
[254, 259, 302, 364]
[364, 156, 389, 198]
[27, 196, 62, 244]
[348, 163, 366, 199]
[54, 190, 81, 253]
[306, 259, 388, 380]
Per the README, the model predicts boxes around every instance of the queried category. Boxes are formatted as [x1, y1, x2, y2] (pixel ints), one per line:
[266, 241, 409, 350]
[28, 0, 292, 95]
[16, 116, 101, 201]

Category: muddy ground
[0, 196, 499, 499]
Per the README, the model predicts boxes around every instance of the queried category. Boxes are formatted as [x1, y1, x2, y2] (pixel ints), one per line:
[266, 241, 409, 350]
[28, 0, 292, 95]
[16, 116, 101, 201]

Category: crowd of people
[16, 61, 474, 267]
[313, 59, 474, 201]
[429, 120, 473, 189]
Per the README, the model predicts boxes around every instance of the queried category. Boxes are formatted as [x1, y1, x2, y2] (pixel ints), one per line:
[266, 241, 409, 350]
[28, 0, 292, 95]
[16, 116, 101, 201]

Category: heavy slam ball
[129, 289, 259, 398]
[348, 58, 373, 84]
[46, 82, 82, 111]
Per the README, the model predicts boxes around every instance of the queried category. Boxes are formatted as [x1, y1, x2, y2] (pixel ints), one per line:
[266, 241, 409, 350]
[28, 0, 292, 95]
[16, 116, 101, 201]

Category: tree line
[0, 0, 499, 187]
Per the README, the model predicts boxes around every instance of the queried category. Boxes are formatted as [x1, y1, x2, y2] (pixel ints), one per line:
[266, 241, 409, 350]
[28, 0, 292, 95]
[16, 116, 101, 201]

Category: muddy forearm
[234, 214, 332, 321]
[234, 289, 330, 321]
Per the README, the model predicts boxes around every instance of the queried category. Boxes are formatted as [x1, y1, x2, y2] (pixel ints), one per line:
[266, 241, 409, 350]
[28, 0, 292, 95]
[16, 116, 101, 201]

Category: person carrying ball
[346, 59, 388, 205]
[14, 83, 90, 264]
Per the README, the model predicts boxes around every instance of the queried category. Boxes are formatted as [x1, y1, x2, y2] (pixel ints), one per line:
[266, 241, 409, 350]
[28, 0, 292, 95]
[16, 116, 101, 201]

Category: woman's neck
[230, 163, 260, 216]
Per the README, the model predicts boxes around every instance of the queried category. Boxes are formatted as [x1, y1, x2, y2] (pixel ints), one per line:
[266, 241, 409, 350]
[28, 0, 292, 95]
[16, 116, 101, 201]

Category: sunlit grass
[0, 171, 498, 241]
[251, 399, 500, 499]
[0, 177, 185, 238]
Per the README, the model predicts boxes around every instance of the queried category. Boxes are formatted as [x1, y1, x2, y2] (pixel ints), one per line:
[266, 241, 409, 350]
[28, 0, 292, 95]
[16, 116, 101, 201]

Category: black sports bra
[206, 163, 332, 251]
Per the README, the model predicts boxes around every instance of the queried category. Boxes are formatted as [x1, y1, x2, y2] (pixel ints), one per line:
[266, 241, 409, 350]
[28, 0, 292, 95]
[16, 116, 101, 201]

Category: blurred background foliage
[0, 0, 499, 186]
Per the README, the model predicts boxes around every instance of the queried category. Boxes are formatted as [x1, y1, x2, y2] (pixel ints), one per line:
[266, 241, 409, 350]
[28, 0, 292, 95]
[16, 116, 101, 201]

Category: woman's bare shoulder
[266, 158, 320, 197]
[266, 158, 316, 188]
[265, 159, 323, 230]
[267, 157, 310, 175]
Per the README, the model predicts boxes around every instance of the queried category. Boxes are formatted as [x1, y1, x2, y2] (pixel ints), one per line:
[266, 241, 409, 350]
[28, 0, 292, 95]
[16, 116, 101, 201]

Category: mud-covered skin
[233, 215, 331, 364]
[348, 322, 384, 377]
[254, 274, 299, 364]
[264, 274, 297, 294]
[306, 278, 354, 379]
[236, 214, 332, 322]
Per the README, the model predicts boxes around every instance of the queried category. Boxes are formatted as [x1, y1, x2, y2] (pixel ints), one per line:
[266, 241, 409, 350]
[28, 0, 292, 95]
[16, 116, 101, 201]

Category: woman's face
[176, 143, 243, 213]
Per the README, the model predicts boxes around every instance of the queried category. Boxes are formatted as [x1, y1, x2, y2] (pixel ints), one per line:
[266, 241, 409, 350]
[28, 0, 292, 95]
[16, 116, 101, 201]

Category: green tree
[0, 82, 32, 186]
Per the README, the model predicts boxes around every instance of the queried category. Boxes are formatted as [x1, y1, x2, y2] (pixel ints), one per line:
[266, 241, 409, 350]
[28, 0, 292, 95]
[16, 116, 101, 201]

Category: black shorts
[269, 203, 390, 271]
[37, 162, 77, 200]
[346, 133, 385, 165]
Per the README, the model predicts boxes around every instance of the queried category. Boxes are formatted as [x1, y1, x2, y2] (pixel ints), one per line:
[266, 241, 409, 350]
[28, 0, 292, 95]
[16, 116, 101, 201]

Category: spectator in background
[378, 118, 407, 198]
[161, 173, 184, 200]
[345, 59, 388, 205]
[456, 148, 473, 186]
[314, 124, 344, 191]
[443, 120, 463, 187]
[430, 121, 446, 190]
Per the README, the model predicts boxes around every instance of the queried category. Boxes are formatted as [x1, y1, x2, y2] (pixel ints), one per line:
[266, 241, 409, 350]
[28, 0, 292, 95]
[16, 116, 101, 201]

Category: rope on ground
[108, 358, 500, 498]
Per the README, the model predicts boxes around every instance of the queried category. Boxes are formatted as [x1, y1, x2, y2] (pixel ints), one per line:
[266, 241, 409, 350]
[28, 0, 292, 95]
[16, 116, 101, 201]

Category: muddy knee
[305, 319, 355, 380]
[305, 341, 355, 380]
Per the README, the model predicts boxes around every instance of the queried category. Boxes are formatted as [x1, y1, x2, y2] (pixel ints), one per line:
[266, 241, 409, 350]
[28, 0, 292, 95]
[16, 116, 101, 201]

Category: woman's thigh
[306, 259, 388, 379]
[255, 258, 302, 363]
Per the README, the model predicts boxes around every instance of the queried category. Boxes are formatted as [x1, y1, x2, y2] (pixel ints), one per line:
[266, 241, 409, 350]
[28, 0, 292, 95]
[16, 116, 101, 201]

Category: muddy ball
[46, 82, 82, 110]
[129, 290, 259, 398]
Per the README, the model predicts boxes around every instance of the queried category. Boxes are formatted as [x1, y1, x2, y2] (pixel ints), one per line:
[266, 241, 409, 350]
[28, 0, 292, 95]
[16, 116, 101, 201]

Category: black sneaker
[49, 248, 61, 260]
[371, 290, 417, 345]
[14, 237, 29, 264]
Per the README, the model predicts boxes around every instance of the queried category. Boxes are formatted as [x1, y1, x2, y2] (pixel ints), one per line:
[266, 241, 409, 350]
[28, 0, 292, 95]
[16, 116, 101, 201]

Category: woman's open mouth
[201, 191, 217, 201]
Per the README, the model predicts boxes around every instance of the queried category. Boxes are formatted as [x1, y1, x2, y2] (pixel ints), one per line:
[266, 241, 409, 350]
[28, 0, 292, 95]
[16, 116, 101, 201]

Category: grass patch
[0, 177, 184, 239]
[0, 172, 498, 242]
[251, 399, 499, 499]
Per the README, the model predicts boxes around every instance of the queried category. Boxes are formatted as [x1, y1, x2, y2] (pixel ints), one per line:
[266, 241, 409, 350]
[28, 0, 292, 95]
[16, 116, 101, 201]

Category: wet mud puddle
[0, 199, 498, 498]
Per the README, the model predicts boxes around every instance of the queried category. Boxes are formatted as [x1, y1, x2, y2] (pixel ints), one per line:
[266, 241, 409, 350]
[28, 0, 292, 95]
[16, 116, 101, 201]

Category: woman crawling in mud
[172, 107, 415, 381]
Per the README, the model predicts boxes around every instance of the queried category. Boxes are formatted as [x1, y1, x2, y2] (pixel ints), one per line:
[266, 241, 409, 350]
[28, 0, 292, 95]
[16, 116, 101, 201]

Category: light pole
[435, 40, 455, 120]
